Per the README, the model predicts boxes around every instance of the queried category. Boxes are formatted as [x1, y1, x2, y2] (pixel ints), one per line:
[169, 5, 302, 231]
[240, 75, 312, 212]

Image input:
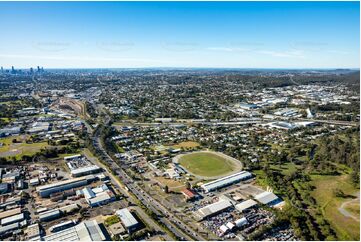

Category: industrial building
[235, 217, 248, 227]
[201, 171, 253, 193]
[49, 220, 76, 233]
[0, 126, 21, 137]
[267, 121, 297, 130]
[29, 178, 40, 186]
[64, 154, 82, 162]
[235, 199, 258, 212]
[26, 223, 41, 240]
[181, 188, 198, 201]
[65, 154, 102, 177]
[38, 209, 60, 222]
[78, 184, 115, 207]
[1, 213, 24, 226]
[0, 222, 20, 238]
[36, 175, 95, 197]
[70, 165, 102, 177]
[254, 191, 283, 207]
[42, 220, 106, 241]
[116, 208, 139, 233]
[0, 183, 10, 194]
[0, 208, 21, 220]
[196, 199, 233, 220]
[59, 204, 80, 214]
[238, 103, 259, 110]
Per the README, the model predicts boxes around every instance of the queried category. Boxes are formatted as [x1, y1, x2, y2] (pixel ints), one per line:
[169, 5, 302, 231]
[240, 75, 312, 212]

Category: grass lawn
[173, 141, 200, 149]
[345, 202, 360, 217]
[270, 162, 301, 176]
[0, 135, 49, 159]
[310, 174, 360, 241]
[252, 169, 268, 189]
[104, 215, 120, 226]
[178, 152, 237, 177]
[154, 177, 186, 192]
[0, 117, 14, 122]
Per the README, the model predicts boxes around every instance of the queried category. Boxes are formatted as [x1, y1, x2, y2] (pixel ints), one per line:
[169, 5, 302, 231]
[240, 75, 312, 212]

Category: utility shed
[235, 217, 248, 227]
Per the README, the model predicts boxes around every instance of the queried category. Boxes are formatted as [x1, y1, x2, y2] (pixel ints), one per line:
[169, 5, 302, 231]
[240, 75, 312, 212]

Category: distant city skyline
[0, 1, 359, 68]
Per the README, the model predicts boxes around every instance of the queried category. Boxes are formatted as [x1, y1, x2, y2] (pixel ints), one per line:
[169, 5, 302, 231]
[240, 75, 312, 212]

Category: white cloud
[257, 50, 306, 58]
[0, 54, 167, 63]
[206, 47, 249, 52]
[326, 50, 349, 55]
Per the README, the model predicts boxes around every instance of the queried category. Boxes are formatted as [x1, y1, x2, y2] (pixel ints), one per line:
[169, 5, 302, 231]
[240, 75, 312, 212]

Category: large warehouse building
[196, 199, 233, 220]
[70, 165, 102, 177]
[201, 171, 253, 193]
[254, 191, 284, 207]
[42, 220, 106, 241]
[36, 175, 96, 198]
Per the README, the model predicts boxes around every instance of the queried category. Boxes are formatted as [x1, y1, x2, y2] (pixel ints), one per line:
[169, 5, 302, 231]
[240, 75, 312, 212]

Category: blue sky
[0, 1, 359, 68]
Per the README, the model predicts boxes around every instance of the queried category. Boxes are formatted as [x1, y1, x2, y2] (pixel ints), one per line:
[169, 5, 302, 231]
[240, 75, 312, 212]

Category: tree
[164, 185, 169, 193]
[333, 188, 345, 198]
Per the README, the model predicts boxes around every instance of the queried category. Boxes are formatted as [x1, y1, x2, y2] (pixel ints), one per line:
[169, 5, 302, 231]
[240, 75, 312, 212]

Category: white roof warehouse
[196, 199, 233, 220]
[42, 220, 105, 241]
[36, 175, 96, 197]
[201, 171, 253, 193]
[116, 208, 139, 233]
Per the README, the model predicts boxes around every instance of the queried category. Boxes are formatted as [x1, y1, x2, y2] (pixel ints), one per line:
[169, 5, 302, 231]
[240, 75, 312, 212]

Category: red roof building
[181, 188, 197, 200]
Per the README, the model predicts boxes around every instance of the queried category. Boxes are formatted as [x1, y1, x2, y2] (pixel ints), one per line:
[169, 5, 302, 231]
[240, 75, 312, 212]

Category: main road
[92, 120, 206, 241]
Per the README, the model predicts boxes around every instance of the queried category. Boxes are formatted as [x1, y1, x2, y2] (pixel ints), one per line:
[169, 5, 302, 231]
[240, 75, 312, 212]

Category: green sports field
[178, 151, 239, 177]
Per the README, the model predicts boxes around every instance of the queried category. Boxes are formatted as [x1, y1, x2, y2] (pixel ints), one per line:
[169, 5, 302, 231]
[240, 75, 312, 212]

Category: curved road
[338, 192, 360, 222]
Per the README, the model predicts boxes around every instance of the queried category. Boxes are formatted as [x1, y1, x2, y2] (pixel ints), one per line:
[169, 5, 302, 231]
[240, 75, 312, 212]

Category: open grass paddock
[177, 151, 242, 178]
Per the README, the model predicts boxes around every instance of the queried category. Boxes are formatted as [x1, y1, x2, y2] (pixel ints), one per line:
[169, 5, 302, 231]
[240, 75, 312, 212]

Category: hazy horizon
[0, 1, 359, 69]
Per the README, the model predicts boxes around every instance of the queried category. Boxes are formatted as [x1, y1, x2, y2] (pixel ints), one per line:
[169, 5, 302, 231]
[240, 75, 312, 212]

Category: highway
[297, 118, 359, 127]
[114, 118, 358, 128]
[92, 121, 206, 241]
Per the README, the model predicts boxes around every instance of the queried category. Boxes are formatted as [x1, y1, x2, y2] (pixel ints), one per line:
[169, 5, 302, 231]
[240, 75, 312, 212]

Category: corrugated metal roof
[39, 209, 60, 221]
[1, 213, 24, 225]
[0, 222, 20, 234]
[235, 199, 258, 212]
[43, 220, 105, 241]
[0, 208, 21, 219]
[201, 171, 252, 192]
[235, 217, 248, 227]
[254, 191, 279, 204]
[116, 208, 138, 228]
[71, 165, 101, 176]
[36, 175, 94, 192]
[197, 199, 232, 218]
